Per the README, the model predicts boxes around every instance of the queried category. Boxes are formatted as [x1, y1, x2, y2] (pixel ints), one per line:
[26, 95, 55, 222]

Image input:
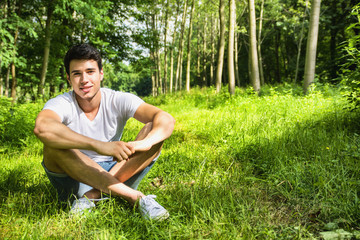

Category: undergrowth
[1, 85, 359, 239]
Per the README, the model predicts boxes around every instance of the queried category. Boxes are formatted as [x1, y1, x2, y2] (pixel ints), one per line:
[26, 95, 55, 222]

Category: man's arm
[33, 109, 134, 161]
[130, 103, 175, 151]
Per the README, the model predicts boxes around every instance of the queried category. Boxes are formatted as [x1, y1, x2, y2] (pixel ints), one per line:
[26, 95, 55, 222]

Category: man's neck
[75, 91, 102, 120]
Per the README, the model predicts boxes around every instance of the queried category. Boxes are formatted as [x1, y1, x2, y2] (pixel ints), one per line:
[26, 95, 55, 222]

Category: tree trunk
[38, 0, 54, 98]
[275, 27, 281, 82]
[186, 0, 195, 92]
[10, 26, 19, 104]
[0, 74, 2, 96]
[216, 0, 226, 93]
[210, 13, 216, 86]
[257, 0, 265, 86]
[5, 67, 10, 97]
[294, 0, 308, 83]
[155, 14, 162, 94]
[163, 0, 169, 94]
[197, 28, 201, 86]
[248, 0, 260, 94]
[149, 13, 157, 96]
[169, 2, 180, 93]
[175, 0, 188, 92]
[228, 0, 236, 95]
[234, 30, 240, 87]
[303, 0, 321, 94]
[202, 15, 207, 87]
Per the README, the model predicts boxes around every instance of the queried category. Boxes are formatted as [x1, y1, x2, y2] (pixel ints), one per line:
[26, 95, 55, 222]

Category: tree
[303, 0, 321, 94]
[175, 0, 188, 92]
[215, 0, 225, 93]
[163, 0, 170, 93]
[248, 0, 261, 94]
[185, 0, 195, 92]
[169, 1, 180, 93]
[228, 0, 236, 95]
[257, 0, 265, 85]
[38, 0, 55, 98]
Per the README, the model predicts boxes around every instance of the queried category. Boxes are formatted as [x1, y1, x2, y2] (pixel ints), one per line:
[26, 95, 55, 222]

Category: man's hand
[128, 140, 153, 152]
[94, 141, 135, 162]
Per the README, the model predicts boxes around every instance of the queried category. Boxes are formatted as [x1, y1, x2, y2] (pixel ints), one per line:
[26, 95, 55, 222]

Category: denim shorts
[42, 156, 157, 202]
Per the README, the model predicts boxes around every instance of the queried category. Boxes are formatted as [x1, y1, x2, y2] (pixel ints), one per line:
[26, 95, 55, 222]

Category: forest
[1, 0, 360, 239]
[1, 0, 359, 101]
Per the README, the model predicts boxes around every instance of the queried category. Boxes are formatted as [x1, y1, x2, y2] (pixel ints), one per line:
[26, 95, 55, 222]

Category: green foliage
[0, 97, 42, 148]
[339, 3, 360, 109]
[1, 86, 359, 238]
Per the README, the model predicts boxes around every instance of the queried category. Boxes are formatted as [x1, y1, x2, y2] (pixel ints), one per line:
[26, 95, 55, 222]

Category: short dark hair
[64, 44, 102, 75]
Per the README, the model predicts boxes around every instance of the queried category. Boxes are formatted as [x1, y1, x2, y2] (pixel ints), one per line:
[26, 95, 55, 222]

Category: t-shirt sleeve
[42, 93, 73, 124]
[114, 92, 144, 120]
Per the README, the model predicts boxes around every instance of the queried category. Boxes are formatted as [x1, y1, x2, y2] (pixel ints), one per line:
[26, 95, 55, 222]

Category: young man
[33, 44, 175, 220]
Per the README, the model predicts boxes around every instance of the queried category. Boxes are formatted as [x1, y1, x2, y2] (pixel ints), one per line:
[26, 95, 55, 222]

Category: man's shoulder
[45, 91, 74, 106]
[101, 88, 141, 100]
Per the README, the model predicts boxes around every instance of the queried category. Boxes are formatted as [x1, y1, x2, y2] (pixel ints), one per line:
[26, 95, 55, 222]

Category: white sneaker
[138, 195, 169, 221]
[70, 197, 96, 215]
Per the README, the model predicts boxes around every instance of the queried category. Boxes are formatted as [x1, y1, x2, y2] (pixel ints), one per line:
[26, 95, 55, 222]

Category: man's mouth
[80, 85, 93, 93]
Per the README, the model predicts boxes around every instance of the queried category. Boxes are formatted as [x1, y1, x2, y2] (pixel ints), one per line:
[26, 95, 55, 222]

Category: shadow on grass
[0, 166, 61, 217]
[226, 109, 360, 229]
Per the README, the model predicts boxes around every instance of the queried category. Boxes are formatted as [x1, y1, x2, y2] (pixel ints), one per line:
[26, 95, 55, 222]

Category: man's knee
[135, 122, 153, 140]
[43, 146, 70, 173]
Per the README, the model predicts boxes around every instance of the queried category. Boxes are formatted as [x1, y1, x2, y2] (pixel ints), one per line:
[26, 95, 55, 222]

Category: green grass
[1, 85, 360, 239]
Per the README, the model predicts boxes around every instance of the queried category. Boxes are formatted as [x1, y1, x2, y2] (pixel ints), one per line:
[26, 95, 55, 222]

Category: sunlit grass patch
[1, 85, 359, 239]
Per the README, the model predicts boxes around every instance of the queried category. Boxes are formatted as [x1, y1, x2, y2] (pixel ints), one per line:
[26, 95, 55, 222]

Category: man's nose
[80, 73, 88, 83]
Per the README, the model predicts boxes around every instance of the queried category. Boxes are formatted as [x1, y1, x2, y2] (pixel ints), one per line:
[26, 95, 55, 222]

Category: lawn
[1, 85, 359, 239]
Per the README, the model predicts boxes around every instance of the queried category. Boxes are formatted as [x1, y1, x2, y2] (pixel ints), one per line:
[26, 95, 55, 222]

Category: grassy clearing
[1, 85, 359, 239]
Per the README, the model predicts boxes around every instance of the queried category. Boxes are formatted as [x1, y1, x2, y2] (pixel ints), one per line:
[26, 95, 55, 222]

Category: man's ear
[100, 68, 104, 81]
[66, 74, 71, 85]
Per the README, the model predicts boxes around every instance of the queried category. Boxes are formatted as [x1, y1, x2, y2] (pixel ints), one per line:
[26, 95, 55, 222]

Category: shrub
[339, 3, 360, 109]
[0, 97, 42, 147]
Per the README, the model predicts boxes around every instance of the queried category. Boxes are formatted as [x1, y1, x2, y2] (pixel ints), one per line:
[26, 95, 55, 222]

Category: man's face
[67, 59, 103, 102]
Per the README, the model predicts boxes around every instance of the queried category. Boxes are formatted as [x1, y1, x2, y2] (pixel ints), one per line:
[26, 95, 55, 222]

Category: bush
[0, 97, 42, 148]
[339, 3, 360, 109]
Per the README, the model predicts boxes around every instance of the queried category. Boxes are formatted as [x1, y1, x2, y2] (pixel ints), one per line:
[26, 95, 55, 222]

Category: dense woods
[0, 0, 359, 101]
[1, 1, 360, 237]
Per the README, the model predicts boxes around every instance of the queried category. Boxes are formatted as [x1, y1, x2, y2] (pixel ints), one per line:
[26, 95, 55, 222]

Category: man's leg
[43, 147, 144, 204]
[84, 123, 163, 199]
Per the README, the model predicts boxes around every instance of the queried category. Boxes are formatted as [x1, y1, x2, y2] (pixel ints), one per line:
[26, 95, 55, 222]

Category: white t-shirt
[43, 88, 144, 162]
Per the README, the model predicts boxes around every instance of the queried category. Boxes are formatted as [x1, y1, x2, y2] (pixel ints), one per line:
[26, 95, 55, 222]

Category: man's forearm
[34, 117, 99, 151]
[131, 111, 175, 151]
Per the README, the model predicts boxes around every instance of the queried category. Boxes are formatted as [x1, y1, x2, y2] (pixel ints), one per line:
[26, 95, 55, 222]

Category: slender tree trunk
[228, 0, 236, 95]
[210, 13, 216, 86]
[216, 0, 226, 93]
[38, 0, 54, 98]
[175, 0, 188, 92]
[155, 14, 162, 94]
[169, 2, 180, 93]
[170, 49, 174, 93]
[303, 0, 321, 94]
[275, 27, 281, 82]
[155, 49, 162, 94]
[234, 31, 240, 87]
[197, 28, 201, 86]
[0, 73, 2, 96]
[5, 67, 10, 97]
[257, 0, 265, 86]
[248, 0, 260, 94]
[186, 0, 195, 92]
[163, 0, 169, 94]
[10, 27, 19, 104]
[295, 0, 308, 83]
[202, 15, 207, 87]
[148, 13, 157, 96]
